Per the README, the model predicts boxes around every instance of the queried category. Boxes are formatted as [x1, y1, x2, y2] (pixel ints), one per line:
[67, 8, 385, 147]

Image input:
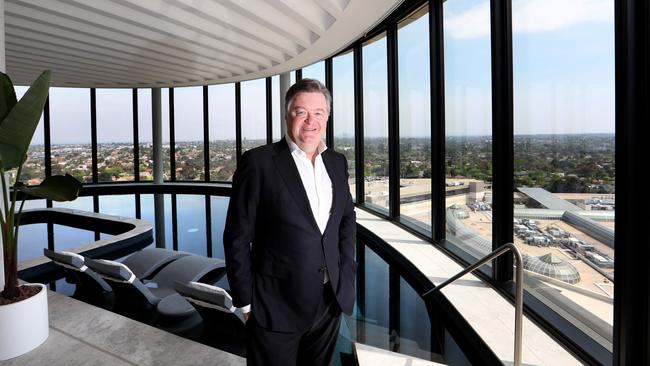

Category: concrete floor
[2, 290, 245, 366]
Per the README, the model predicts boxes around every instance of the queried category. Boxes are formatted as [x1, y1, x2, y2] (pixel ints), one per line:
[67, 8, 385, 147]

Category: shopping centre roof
[4, 0, 403, 87]
[518, 187, 584, 211]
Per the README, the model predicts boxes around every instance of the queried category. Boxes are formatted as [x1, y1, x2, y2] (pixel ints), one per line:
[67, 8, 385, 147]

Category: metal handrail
[422, 243, 524, 366]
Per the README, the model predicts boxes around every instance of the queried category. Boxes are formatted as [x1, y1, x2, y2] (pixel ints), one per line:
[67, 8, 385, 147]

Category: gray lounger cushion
[121, 248, 190, 279]
[44, 249, 85, 269]
[44, 249, 112, 292]
[85, 258, 137, 283]
[174, 281, 235, 313]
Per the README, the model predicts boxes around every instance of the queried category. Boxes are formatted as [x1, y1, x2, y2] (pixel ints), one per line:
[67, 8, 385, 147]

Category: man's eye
[296, 110, 307, 116]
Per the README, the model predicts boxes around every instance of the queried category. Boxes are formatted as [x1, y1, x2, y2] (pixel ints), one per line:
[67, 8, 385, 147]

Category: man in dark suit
[223, 78, 357, 366]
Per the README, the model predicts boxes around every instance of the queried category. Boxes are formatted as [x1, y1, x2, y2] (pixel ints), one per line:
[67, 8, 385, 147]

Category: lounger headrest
[174, 281, 235, 312]
[44, 248, 85, 269]
[86, 258, 136, 283]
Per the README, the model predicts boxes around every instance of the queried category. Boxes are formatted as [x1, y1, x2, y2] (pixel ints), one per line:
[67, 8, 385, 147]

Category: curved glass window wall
[12, 0, 620, 363]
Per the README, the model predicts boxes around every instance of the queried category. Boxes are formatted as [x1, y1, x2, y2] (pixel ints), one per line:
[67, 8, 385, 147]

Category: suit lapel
[272, 140, 321, 233]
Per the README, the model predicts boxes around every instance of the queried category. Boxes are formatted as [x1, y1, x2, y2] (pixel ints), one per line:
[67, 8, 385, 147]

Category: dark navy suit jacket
[223, 139, 357, 332]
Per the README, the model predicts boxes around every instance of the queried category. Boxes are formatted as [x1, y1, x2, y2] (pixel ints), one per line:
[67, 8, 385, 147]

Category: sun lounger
[44, 248, 112, 293]
[174, 281, 244, 323]
[85, 254, 226, 318]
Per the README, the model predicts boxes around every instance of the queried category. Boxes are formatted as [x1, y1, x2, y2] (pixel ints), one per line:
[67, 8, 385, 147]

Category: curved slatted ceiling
[5, 0, 404, 87]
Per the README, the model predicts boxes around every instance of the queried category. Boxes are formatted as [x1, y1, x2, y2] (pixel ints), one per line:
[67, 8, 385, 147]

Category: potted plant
[0, 70, 82, 360]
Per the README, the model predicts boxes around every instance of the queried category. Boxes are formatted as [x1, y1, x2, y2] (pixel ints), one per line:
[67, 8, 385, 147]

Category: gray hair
[285, 78, 332, 114]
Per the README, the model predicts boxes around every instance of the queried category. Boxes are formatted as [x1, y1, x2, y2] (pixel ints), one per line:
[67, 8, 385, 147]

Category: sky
[14, 0, 614, 144]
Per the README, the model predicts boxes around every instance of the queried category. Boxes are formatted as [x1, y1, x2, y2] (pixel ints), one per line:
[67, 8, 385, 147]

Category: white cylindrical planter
[0, 283, 49, 360]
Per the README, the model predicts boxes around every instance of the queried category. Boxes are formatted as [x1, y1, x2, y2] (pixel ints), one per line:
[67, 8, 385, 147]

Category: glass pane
[332, 51, 356, 201]
[17, 199, 47, 262]
[53, 196, 95, 251]
[398, 7, 431, 232]
[444, 0, 493, 258]
[208, 84, 236, 181]
[512, 0, 615, 351]
[399, 277, 431, 359]
[49, 88, 92, 182]
[241, 78, 267, 152]
[176, 195, 207, 256]
[362, 33, 389, 213]
[174, 86, 204, 181]
[99, 194, 135, 218]
[11, 86, 45, 185]
[139, 193, 173, 249]
[138, 89, 153, 181]
[363, 246, 390, 349]
[96, 89, 134, 182]
[302, 61, 325, 83]
[210, 196, 230, 259]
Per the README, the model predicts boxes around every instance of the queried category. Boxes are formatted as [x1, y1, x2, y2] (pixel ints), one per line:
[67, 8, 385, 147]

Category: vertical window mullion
[266, 77, 273, 144]
[354, 44, 365, 205]
[169, 88, 176, 182]
[325, 58, 334, 148]
[490, 0, 514, 281]
[235, 82, 242, 166]
[387, 22, 400, 219]
[133, 88, 140, 182]
[44, 96, 52, 179]
[203, 86, 210, 182]
[430, 0, 446, 242]
[90, 88, 98, 183]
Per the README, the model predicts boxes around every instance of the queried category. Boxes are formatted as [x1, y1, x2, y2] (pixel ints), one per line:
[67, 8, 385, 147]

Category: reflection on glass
[512, 0, 615, 350]
[332, 51, 356, 200]
[138, 89, 154, 181]
[363, 34, 389, 212]
[444, 0, 493, 258]
[241, 78, 267, 152]
[398, 7, 431, 232]
[208, 84, 236, 181]
[96, 89, 134, 182]
[11, 86, 45, 185]
[50, 88, 91, 182]
[174, 86, 204, 181]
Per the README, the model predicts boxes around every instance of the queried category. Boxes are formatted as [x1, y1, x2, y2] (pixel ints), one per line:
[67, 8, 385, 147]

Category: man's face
[286, 92, 329, 154]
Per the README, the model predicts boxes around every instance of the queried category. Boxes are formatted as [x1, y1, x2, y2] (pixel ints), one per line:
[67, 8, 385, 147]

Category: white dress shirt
[285, 135, 333, 236]
[239, 136, 333, 315]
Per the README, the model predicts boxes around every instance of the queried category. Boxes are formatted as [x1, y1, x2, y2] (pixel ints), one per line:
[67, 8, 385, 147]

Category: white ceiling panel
[4, 0, 404, 87]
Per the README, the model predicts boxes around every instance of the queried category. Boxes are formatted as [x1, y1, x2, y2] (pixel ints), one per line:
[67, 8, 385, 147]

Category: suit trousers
[245, 281, 342, 366]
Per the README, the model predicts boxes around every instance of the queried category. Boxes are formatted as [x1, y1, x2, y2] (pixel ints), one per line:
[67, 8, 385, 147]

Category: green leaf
[18, 174, 82, 201]
[0, 70, 51, 171]
[0, 72, 18, 123]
